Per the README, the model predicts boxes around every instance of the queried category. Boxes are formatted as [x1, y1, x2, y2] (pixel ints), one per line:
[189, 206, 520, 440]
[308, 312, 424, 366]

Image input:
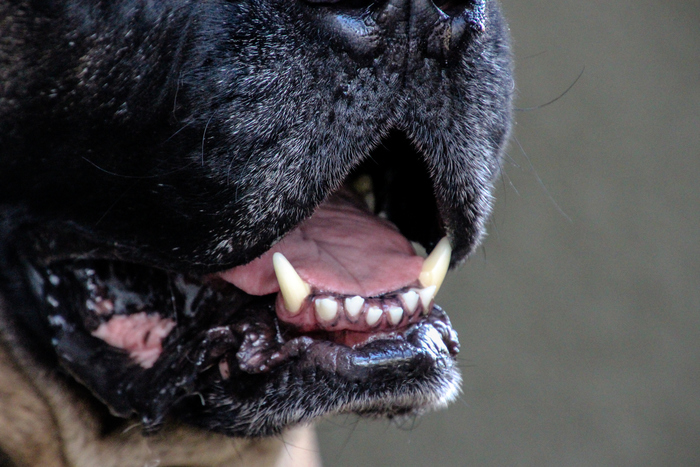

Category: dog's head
[0, 0, 511, 437]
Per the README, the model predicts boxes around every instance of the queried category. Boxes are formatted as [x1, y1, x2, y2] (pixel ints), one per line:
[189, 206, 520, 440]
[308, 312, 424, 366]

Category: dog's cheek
[164, 2, 405, 258]
[4, 0, 397, 270]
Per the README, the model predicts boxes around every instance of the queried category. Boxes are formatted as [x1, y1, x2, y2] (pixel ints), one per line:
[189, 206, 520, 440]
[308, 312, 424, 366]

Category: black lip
[31, 258, 460, 436]
[179, 312, 461, 437]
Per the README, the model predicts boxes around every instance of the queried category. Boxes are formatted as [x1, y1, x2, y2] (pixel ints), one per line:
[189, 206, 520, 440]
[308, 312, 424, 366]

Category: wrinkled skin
[0, 0, 512, 449]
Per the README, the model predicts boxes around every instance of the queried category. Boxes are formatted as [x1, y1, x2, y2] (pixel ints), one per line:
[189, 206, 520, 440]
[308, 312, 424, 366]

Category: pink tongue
[218, 191, 423, 297]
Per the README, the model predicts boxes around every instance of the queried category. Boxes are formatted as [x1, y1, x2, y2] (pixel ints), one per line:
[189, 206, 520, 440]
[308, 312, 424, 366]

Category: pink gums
[92, 312, 176, 368]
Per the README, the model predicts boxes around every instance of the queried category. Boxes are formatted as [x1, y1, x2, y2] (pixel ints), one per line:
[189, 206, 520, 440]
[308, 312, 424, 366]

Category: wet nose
[302, 0, 486, 60]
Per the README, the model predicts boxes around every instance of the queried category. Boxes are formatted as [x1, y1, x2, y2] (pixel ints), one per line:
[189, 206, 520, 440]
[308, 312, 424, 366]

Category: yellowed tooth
[418, 285, 437, 315]
[315, 298, 338, 321]
[272, 252, 310, 314]
[418, 237, 451, 292]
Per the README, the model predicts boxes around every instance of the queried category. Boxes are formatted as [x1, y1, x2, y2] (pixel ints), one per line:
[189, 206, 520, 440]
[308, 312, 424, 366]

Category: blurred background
[317, 0, 700, 465]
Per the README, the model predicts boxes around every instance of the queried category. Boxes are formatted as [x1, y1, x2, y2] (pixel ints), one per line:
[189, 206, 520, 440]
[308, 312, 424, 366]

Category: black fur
[0, 0, 512, 437]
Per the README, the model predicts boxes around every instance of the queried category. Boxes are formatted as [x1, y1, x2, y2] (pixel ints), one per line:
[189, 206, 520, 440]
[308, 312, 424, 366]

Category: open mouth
[218, 185, 451, 338]
[28, 131, 464, 436]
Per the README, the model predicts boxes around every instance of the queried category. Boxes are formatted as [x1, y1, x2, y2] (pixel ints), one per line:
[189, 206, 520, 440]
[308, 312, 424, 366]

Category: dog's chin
[21, 131, 462, 437]
[30, 260, 461, 437]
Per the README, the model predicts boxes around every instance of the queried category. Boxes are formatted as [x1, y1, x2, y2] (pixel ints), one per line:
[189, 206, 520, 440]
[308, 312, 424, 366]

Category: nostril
[300, 0, 389, 60]
[303, 0, 376, 8]
[300, 0, 485, 61]
[420, 0, 486, 60]
[432, 0, 473, 17]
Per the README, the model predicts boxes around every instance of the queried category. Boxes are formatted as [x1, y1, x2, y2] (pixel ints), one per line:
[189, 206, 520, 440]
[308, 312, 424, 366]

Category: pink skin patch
[219, 191, 423, 297]
[92, 312, 176, 369]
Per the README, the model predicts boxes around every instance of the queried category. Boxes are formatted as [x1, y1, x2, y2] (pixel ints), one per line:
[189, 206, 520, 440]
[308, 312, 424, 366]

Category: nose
[302, 0, 486, 60]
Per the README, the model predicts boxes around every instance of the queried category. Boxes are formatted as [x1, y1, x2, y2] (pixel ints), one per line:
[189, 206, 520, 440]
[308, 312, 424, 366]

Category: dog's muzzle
[2, 0, 512, 439]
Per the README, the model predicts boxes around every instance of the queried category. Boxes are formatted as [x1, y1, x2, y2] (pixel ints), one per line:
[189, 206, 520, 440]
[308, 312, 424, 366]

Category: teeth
[418, 286, 436, 314]
[418, 237, 451, 293]
[352, 175, 376, 211]
[344, 296, 364, 317]
[272, 252, 311, 314]
[401, 290, 419, 314]
[387, 306, 403, 325]
[352, 174, 373, 195]
[366, 306, 382, 326]
[315, 298, 338, 321]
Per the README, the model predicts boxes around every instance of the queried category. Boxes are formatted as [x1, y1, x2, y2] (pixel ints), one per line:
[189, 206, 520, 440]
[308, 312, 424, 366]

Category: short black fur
[0, 0, 512, 437]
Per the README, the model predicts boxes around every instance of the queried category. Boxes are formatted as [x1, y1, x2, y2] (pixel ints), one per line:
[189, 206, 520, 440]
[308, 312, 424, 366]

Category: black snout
[302, 0, 486, 61]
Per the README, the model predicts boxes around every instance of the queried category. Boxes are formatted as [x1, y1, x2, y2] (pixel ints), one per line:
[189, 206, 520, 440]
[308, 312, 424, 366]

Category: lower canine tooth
[366, 306, 382, 326]
[401, 290, 419, 313]
[388, 306, 403, 325]
[315, 298, 338, 321]
[418, 285, 436, 314]
[344, 296, 364, 317]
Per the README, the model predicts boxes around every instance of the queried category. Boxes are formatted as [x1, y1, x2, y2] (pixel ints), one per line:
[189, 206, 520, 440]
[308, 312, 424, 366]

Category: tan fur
[0, 321, 321, 467]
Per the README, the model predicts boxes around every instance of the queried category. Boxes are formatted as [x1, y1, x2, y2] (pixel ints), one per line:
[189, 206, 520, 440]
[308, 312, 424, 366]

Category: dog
[0, 0, 512, 465]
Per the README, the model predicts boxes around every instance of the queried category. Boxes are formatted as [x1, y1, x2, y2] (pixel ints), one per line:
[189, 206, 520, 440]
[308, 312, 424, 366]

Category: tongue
[218, 189, 423, 297]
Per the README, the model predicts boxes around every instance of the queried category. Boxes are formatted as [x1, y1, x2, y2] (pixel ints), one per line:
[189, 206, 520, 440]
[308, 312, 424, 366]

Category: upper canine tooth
[315, 298, 338, 321]
[418, 237, 451, 292]
[272, 252, 310, 314]
[344, 296, 364, 317]
[418, 285, 437, 314]
[401, 290, 419, 314]
[388, 306, 403, 325]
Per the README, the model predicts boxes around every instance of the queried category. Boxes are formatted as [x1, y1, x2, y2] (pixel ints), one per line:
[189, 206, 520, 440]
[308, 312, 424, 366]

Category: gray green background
[317, 0, 700, 465]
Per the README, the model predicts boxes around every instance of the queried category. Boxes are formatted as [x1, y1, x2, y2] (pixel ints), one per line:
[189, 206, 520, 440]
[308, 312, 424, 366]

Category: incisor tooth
[418, 285, 436, 314]
[315, 298, 338, 321]
[366, 306, 382, 326]
[272, 252, 310, 314]
[344, 296, 364, 317]
[418, 237, 451, 292]
[401, 290, 419, 314]
[388, 306, 403, 325]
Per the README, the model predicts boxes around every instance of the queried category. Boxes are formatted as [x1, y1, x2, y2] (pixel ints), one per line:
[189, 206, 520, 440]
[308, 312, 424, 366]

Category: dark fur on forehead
[0, 0, 512, 441]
